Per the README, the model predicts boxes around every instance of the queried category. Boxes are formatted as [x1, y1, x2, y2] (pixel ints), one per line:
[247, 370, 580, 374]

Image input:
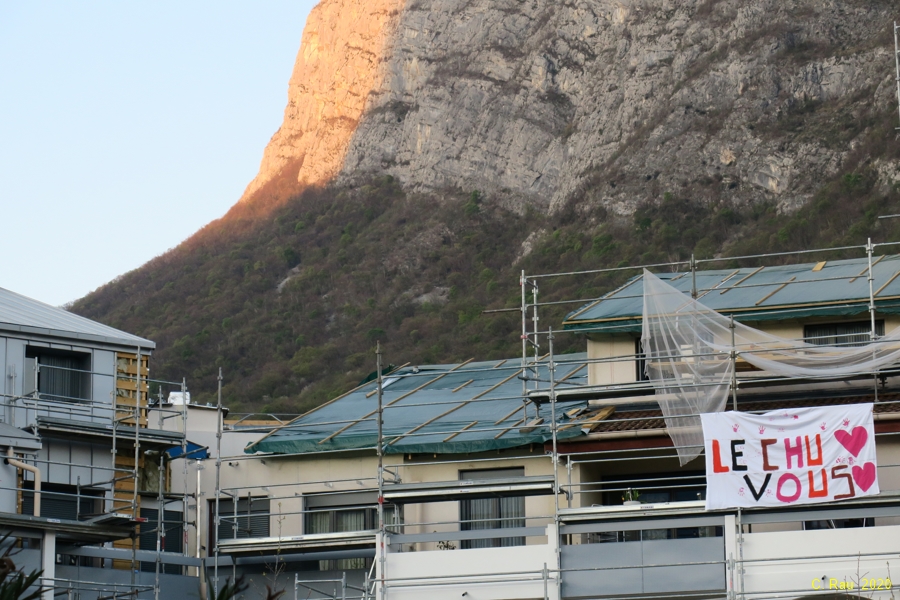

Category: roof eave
[0, 322, 155, 350]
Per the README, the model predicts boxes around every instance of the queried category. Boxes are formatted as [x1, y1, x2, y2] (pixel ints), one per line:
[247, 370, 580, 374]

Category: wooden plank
[114, 454, 145, 468]
[754, 276, 796, 306]
[720, 266, 765, 295]
[318, 359, 475, 444]
[114, 379, 149, 392]
[115, 363, 150, 377]
[518, 418, 544, 434]
[696, 269, 740, 299]
[875, 269, 900, 297]
[494, 405, 524, 425]
[559, 405, 615, 432]
[812, 261, 827, 272]
[494, 417, 527, 439]
[849, 255, 884, 283]
[443, 421, 478, 442]
[387, 369, 523, 446]
[451, 379, 474, 393]
[557, 363, 586, 384]
[578, 406, 616, 434]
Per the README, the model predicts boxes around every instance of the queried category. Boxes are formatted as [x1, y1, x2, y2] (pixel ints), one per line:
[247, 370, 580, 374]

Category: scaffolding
[191, 240, 900, 600]
[0, 342, 195, 599]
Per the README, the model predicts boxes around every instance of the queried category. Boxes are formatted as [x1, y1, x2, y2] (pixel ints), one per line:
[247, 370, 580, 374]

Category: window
[22, 483, 102, 567]
[635, 338, 649, 382]
[459, 468, 526, 549]
[804, 320, 884, 347]
[211, 496, 270, 548]
[304, 491, 396, 571]
[586, 527, 722, 544]
[803, 518, 873, 530]
[139, 508, 184, 574]
[24, 347, 91, 402]
[599, 471, 707, 506]
[22, 482, 100, 520]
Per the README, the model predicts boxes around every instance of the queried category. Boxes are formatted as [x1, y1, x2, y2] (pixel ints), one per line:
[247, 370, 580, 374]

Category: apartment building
[0, 286, 197, 599]
[169, 252, 900, 600]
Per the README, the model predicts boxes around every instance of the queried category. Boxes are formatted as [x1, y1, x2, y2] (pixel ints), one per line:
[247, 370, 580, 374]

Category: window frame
[209, 496, 271, 549]
[803, 320, 884, 347]
[24, 346, 92, 403]
[458, 467, 526, 549]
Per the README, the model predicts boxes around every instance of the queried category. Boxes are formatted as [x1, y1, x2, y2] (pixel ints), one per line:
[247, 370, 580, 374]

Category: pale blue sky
[0, 1, 318, 306]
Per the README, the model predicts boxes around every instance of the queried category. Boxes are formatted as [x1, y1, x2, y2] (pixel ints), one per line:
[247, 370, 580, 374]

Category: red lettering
[805, 434, 823, 467]
[761, 439, 779, 471]
[776, 473, 802, 503]
[784, 436, 804, 469]
[831, 465, 856, 500]
[808, 469, 828, 498]
[712, 440, 730, 473]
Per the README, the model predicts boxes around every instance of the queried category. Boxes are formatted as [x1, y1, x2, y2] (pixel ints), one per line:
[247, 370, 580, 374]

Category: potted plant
[622, 488, 641, 506]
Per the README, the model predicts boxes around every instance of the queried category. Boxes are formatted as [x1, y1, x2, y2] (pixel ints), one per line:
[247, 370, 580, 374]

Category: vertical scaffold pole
[737, 507, 745, 599]
[155, 451, 164, 600]
[867, 239, 879, 402]
[894, 22, 900, 127]
[730, 316, 738, 412]
[181, 377, 189, 573]
[542, 563, 549, 600]
[521, 270, 528, 418]
[532, 280, 540, 389]
[376, 343, 385, 600]
[548, 328, 561, 600]
[132, 346, 142, 585]
[214, 368, 223, 593]
[690, 254, 697, 299]
[548, 328, 560, 514]
[868, 238, 877, 339]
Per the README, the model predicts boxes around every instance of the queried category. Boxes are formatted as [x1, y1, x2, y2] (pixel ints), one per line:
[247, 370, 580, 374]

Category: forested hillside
[71, 0, 900, 412]
[73, 115, 900, 412]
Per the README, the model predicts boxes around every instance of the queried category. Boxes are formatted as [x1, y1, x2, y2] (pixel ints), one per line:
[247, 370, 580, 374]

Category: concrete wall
[380, 528, 559, 600]
[34, 438, 114, 489]
[587, 334, 637, 386]
[741, 525, 900, 599]
[0, 460, 18, 514]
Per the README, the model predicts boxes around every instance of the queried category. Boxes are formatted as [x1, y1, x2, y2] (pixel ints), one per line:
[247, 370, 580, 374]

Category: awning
[165, 440, 208, 460]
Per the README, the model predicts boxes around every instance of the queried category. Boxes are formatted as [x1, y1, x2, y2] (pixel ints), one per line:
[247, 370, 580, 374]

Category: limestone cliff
[243, 0, 899, 215]
[238, 0, 406, 201]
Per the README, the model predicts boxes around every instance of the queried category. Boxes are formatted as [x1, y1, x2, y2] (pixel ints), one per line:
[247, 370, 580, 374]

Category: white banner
[701, 404, 878, 510]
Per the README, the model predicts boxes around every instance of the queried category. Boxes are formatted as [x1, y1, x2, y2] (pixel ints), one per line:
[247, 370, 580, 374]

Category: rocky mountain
[72, 0, 900, 412]
[245, 0, 899, 214]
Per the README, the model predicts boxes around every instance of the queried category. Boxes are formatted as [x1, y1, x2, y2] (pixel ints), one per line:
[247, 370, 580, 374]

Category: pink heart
[852, 462, 876, 492]
[835, 426, 868, 457]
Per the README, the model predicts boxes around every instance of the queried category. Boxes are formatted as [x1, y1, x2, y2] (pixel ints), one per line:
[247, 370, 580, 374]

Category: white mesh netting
[641, 269, 900, 465]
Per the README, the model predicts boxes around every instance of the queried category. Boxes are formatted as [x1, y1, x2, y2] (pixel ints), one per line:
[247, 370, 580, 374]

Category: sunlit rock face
[238, 0, 406, 202]
[242, 0, 899, 215]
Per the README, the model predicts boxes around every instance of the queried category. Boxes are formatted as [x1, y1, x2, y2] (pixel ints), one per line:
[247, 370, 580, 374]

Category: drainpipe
[6, 447, 40, 516]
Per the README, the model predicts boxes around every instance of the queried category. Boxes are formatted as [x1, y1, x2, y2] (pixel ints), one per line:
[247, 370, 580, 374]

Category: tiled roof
[583, 393, 900, 435]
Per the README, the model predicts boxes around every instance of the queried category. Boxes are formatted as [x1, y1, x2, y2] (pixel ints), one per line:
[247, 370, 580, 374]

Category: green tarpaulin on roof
[246, 356, 590, 455]
[563, 255, 900, 333]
